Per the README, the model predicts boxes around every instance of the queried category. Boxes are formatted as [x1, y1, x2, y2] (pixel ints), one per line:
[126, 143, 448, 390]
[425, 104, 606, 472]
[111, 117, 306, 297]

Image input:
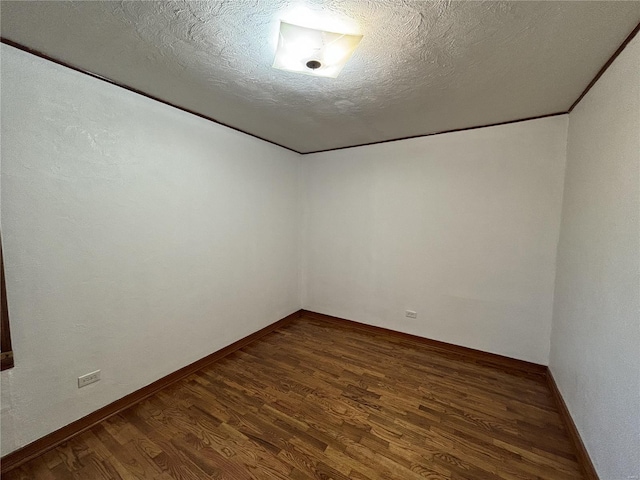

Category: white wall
[302, 116, 568, 365]
[4, 31, 637, 472]
[0, 45, 301, 456]
[550, 35, 640, 480]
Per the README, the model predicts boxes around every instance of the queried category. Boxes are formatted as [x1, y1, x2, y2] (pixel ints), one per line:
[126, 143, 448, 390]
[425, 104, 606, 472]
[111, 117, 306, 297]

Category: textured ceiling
[1, 1, 639, 153]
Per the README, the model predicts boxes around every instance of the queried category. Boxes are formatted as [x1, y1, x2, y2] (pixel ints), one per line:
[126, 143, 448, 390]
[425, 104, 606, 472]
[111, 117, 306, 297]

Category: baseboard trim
[1, 309, 599, 479]
[300, 310, 547, 377]
[546, 369, 599, 480]
[0, 309, 302, 474]
[303, 310, 599, 478]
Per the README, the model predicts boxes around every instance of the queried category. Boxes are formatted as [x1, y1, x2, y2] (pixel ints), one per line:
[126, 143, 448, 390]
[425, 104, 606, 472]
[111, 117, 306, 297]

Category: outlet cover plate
[405, 310, 417, 319]
[78, 370, 101, 388]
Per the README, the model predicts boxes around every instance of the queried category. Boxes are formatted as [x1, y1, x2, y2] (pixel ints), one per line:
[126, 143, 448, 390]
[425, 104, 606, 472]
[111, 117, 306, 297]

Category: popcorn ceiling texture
[1, 0, 639, 152]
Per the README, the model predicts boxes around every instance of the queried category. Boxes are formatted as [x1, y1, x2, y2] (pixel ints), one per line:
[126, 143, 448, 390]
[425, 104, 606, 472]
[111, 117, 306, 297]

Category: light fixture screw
[306, 60, 322, 70]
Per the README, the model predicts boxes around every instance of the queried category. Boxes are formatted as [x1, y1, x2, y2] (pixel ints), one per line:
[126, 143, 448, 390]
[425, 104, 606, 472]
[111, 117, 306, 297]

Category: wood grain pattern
[4, 312, 585, 479]
[302, 311, 548, 377]
[0, 311, 302, 474]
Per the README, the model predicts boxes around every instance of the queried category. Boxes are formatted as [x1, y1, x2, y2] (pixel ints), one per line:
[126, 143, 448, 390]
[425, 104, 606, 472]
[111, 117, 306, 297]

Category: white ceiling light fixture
[273, 21, 363, 78]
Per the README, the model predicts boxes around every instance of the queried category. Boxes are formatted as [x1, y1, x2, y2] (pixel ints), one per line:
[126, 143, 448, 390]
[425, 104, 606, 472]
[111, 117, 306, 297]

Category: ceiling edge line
[301, 111, 568, 155]
[0, 38, 303, 155]
[5, 19, 638, 157]
[568, 21, 640, 113]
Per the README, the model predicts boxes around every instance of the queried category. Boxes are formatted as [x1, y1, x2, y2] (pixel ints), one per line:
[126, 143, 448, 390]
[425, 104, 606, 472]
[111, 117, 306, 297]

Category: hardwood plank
[3, 313, 587, 479]
[0, 310, 302, 474]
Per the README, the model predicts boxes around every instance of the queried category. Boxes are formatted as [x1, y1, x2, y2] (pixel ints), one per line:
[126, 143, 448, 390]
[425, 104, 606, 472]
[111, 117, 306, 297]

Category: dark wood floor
[5, 314, 584, 479]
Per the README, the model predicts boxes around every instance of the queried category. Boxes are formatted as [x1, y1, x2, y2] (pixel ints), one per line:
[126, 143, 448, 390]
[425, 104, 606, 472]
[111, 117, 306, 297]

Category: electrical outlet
[78, 370, 100, 388]
[405, 310, 417, 319]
